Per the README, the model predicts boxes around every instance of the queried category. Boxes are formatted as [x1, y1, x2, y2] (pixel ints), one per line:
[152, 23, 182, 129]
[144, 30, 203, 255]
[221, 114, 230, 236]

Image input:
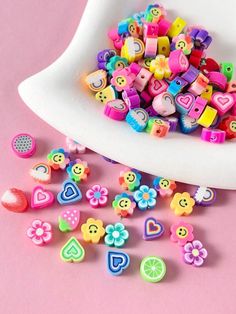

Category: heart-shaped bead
[106, 251, 130, 275]
[211, 92, 235, 116]
[57, 179, 82, 205]
[148, 77, 168, 97]
[175, 93, 195, 114]
[31, 186, 54, 209]
[144, 217, 164, 240]
[60, 237, 85, 262]
[1, 188, 28, 213]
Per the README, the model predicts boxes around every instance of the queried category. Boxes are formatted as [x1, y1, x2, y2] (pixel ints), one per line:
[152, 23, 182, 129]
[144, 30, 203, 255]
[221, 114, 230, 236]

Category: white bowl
[18, 0, 236, 189]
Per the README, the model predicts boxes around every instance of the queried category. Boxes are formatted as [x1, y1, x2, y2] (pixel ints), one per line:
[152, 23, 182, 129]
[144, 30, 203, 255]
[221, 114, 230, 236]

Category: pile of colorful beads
[85, 3, 236, 144]
[1, 132, 218, 282]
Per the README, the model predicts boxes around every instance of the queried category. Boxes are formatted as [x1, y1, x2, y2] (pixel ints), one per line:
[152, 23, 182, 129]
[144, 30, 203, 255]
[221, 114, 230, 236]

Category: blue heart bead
[107, 251, 130, 276]
[57, 179, 82, 205]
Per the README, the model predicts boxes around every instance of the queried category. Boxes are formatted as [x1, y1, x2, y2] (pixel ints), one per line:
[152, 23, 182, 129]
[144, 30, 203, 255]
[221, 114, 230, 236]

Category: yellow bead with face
[81, 218, 105, 244]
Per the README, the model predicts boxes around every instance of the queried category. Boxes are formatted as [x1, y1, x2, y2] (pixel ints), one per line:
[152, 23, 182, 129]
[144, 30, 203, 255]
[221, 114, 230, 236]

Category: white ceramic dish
[18, 0, 236, 189]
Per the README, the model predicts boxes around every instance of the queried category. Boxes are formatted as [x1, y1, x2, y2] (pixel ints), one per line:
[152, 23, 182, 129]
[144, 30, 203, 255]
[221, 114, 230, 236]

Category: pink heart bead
[211, 92, 235, 116]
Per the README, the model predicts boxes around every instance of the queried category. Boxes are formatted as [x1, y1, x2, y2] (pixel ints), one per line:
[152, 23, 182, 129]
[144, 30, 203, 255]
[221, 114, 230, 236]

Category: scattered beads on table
[30, 162, 51, 184]
[27, 219, 52, 246]
[47, 148, 70, 170]
[31, 186, 54, 209]
[143, 217, 164, 240]
[11, 133, 36, 158]
[1, 188, 28, 213]
[170, 192, 195, 216]
[119, 167, 141, 191]
[66, 159, 90, 183]
[133, 185, 157, 210]
[57, 179, 82, 205]
[112, 192, 136, 217]
[140, 256, 166, 283]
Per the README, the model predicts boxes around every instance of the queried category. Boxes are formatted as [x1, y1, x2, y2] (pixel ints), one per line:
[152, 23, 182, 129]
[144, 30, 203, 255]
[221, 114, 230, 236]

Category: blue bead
[126, 108, 149, 132]
[179, 115, 199, 134]
[106, 251, 130, 276]
[57, 179, 82, 205]
[167, 76, 188, 96]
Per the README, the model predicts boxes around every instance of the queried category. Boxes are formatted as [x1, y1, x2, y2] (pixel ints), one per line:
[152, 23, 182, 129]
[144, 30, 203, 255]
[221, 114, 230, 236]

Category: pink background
[0, 1, 236, 313]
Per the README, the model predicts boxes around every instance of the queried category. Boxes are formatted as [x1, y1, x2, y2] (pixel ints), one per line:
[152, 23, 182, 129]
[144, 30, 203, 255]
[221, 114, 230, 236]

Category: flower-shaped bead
[111, 68, 134, 92]
[81, 218, 105, 244]
[27, 219, 52, 246]
[112, 192, 136, 217]
[47, 148, 70, 170]
[105, 223, 129, 248]
[119, 167, 141, 191]
[170, 221, 194, 246]
[188, 28, 212, 50]
[86, 184, 108, 208]
[170, 192, 195, 216]
[171, 34, 193, 55]
[66, 159, 89, 183]
[150, 55, 171, 80]
[134, 185, 157, 211]
[153, 176, 176, 198]
[183, 240, 208, 266]
[66, 137, 86, 154]
[106, 56, 128, 75]
[144, 4, 166, 23]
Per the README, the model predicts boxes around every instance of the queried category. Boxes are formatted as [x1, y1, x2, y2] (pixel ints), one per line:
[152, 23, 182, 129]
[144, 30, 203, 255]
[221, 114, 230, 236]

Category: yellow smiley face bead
[66, 159, 90, 183]
[170, 192, 195, 216]
[81, 218, 105, 244]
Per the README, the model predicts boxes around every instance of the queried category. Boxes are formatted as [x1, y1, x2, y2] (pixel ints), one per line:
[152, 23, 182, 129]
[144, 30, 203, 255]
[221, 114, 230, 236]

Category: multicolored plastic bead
[47, 148, 70, 170]
[104, 223, 129, 248]
[168, 49, 189, 74]
[201, 128, 226, 143]
[193, 186, 217, 206]
[119, 168, 141, 191]
[143, 217, 164, 240]
[150, 55, 171, 80]
[111, 68, 134, 92]
[57, 179, 82, 205]
[181, 65, 199, 84]
[183, 240, 208, 267]
[66, 159, 90, 183]
[104, 99, 129, 120]
[148, 76, 168, 97]
[170, 221, 194, 246]
[220, 62, 234, 82]
[167, 17, 187, 38]
[179, 114, 199, 134]
[106, 251, 130, 276]
[197, 105, 218, 128]
[189, 28, 212, 50]
[86, 184, 108, 208]
[122, 88, 140, 109]
[95, 85, 117, 104]
[157, 36, 170, 57]
[140, 256, 166, 283]
[97, 49, 116, 70]
[167, 76, 188, 96]
[133, 185, 157, 211]
[11, 133, 36, 158]
[188, 96, 207, 119]
[175, 93, 195, 114]
[211, 92, 235, 116]
[170, 192, 195, 216]
[126, 108, 149, 132]
[201, 85, 213, 103]
[81, 218, 105, 244]
[133, 68, 152, 92]
[153, 176, 176, 197]
[171, 34, 193, 55]
[60, 237, 85, 262]
[188, 73, 209, 96]
[106, 56, 128, 75]
[207, 71, 227, 91]
[219, 115, 236, 139]
[112, 192, 136, 217]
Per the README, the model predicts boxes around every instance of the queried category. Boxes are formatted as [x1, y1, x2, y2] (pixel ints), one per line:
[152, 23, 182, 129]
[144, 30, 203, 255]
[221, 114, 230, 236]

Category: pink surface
[0, 1, 236, 313]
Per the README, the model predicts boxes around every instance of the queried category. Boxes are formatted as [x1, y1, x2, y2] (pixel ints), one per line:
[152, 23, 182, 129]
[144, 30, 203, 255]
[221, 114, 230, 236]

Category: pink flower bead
[27, 219, 52, 246]
[170, 221, 194, 246]
[183, 240, 208, 267]
[86, 184, 109, 208]
[66, 137, 86, 154]
[111, 68, 134, 92]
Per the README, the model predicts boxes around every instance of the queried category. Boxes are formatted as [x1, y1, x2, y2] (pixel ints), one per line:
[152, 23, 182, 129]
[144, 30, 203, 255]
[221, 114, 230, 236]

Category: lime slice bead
[140, 256, 166, 283]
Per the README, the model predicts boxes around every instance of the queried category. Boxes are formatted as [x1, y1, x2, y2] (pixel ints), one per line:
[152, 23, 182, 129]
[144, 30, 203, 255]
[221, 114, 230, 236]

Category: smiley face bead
[219, 115, 236, 139]
[95, 85, 118, 104]
[171, 34, 193, 55]
[170, 192, 195, 216]
[153, 176, 176, 197]
[170, 221, 194, 246]
[66, 159, 90, 183]
[111, 68, 134, 92]
[106, 56, 128, 75]
[119, 168, 142, 191]
[47, 148, 70, 170]
[81, 218, 105, 244]
[112, 193, 136, 217]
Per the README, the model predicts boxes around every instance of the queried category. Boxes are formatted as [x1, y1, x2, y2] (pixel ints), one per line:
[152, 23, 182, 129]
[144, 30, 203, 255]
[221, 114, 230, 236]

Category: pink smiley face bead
[27, 219, 52, 246]
[170, 221, 194, 246]
[111, 68, 134, 92]
[47, 148, 70, 170]
[86, 184, 109, 208]
[201, 128, 226, 144]
[11, 133, 36, 158]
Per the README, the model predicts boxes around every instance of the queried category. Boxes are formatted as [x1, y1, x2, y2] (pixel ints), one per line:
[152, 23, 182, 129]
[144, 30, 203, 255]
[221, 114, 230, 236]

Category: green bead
[145, 118, 164, 133]
[221, 62, 234, 82]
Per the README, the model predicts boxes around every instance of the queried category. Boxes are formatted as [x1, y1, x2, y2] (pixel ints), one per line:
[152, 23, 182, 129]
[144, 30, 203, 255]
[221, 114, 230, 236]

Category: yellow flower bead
[150, 55, 171, 80]
[81, 218, 105, 244]
[170, 192, 195, 216]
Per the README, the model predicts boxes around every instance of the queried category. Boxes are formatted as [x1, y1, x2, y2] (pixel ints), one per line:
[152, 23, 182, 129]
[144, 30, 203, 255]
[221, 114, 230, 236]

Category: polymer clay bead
[167, 76, 188, 96]
[144, 4, 165, 23]
[188, 73, 209, 96]
[57, 179, 82, 205]
[171, 34, 193, 55]
[133, 38, 145, 61]
[157, 36, 170, 57]
[108, 28, 124, 50]
[220, 62, 234, 82]
[189, 49, 203, 68]
[153, 176, 176, 197]
[200, 58, 220, 75]
[207, 71, 227, 91]
[150, 120, 170, 137]
[67, 159, 90, 183]
[81, 218, 105, 244]
[97, 49, 116, 69]
[27, 219, 52, 246]
[201, 85, 213, 102]
[121, 37, 136, 63]
[47, 148, 70, 170]
[211, 92, 235, 116]
[143, 217, 164, 240]
[181, 65, 199, 84]
[148, 76, 168, 97]
[104, 99, 128, 120]
[95, 85, 117, 104]
[164, 116, 178, 131]
[60, 237, 85, 263]
[106, 251, 130, 276]
[143, 22, 159, 41]
[179, 115, 199, 134]
[31, 186, 54, 209]
[30, 162, 51, 184]
[106, 56, 128, 75]
[58, 208, 80, 232]
[145, 37, 158, 58]
[189, 28, 212, 50]
[133, 68, 152, 92]
[119, 168, 142, 191]
[158, 18, 172, 36]
[140, 256, 166, 283]
[111, 68, 134, 92]
[170, 221, 194, 246]
[219, 115, 236, 139]
[126, 108, 149, 132]
[201, 128, 226, 144]
[152, 92, 176, 116]
[150, 55, 171, 80]
[193, 186, 217, 206]
[140, 90, 152, 105]
[188, 96, 207, 119]
[197, 105, 218, 128]
[170, 192, 195, 216]
[175, 93, 195, 114]
[85, 70, 107, 92]
[145, 118, 165, 133]
[86, 184, 108, 208]
[122, 88, 140, 109]
[226, 81, 236, 93]
[112, 192, 136, 217]
[11, 133, 36, 158]
[167, 17, 187, 38]
[168, 50, 189, 74]
[1, 188, 28, 213]
[183, 240, 208, 267]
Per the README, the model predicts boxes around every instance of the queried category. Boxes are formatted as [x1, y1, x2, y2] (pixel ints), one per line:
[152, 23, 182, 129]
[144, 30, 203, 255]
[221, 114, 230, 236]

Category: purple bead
[196, 30, 208, 42]
[145, 105, 157, 117]
[181, 65, 200, 84]
[189, 28, 199, 39]
[202, 36, 212, 49]
[98, 62, 107, 70]
[102, 156, 119, 164]
[193, 186, 216, 206]
[97, 49, 111, 62]
[164, 117, 178, 132]
[122, 88, 140, 109]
